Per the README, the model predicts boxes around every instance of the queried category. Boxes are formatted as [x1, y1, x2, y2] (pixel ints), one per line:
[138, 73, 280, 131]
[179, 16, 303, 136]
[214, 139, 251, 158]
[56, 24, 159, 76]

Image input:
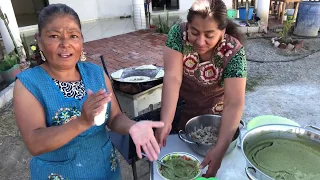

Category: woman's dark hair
[35, 4, 81, 65]
[38, 4, 81, 36]
[187, 0, 245, 44]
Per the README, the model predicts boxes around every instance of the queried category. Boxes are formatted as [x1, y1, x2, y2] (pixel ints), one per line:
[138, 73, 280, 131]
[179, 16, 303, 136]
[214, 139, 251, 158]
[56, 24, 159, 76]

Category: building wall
[180, 0, 233, 10]
[49, 0, 133, 22]
[179, 0, 195, 12]
[48, 0, 233, 22]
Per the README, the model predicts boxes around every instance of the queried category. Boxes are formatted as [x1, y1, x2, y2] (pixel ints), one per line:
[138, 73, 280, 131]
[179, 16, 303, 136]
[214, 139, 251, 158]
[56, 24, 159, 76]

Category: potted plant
[1, 7, 29, 70]
[0, 52, 21, 84]
[21, 33, 39, 67]
[271, 19, 303, 51]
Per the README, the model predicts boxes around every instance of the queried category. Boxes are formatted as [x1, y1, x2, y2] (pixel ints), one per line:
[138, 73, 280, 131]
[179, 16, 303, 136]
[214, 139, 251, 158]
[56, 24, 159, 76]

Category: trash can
[293, 1, 320, 37]
[239, 6, 254, 20]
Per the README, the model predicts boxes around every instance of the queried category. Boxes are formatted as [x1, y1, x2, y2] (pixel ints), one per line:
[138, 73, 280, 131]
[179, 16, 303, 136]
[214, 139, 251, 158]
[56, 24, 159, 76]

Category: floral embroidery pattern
[212, 102, 224, 115]
[199, 63, 222, 84]
[110, 148, 118, 172]
[52, 107, 81, 126]
[183, 53, 199, 76]
[48, 173, 65, 180]
[166, 23, 246, 87]
[217, 40, 235, 58]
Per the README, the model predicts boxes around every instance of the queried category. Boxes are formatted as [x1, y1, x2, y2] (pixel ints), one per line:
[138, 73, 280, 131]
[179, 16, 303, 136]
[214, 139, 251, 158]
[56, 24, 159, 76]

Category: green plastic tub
[227, 9, 237, 19]
[247, 115, 300, 131]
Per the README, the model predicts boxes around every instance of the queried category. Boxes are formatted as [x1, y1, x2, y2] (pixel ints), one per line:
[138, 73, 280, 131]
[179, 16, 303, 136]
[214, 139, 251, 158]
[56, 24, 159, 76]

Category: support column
[256, 0, 270, 32]
[0, 0, 22, 54]
[224, 0, 233, 9]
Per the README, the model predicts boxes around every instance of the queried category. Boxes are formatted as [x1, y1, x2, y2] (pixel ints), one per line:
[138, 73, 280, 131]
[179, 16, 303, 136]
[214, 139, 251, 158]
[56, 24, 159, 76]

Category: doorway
[11, 0, 49, 27]
[152, 0, 179, 11]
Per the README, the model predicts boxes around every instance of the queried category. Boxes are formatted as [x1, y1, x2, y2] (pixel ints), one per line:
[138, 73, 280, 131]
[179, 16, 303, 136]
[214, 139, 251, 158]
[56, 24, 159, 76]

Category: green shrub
[0, 52, 19, 71]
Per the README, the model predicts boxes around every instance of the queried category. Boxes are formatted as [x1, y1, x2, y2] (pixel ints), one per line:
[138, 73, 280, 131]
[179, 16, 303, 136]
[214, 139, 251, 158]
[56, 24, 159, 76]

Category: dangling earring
[40, 51, 46, 61]
[220, 34, 226, 46]
[222, 34, 226, 42]
[80, 51, 86, 61]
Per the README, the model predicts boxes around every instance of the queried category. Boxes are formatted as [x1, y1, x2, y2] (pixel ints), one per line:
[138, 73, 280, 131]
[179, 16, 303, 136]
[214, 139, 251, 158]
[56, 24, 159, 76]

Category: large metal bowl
[178, 114, 244, 157]
[241, 124, 320, 180]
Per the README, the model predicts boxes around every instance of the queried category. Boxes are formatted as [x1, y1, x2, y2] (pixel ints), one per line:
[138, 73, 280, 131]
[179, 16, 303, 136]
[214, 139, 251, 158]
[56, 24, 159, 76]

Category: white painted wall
[223, 0, 233, 9]
[180, 0, 233, 10]
[46, 0, 233, 22]
[179, 0, 195, 12]
[49, 0, 133, 22]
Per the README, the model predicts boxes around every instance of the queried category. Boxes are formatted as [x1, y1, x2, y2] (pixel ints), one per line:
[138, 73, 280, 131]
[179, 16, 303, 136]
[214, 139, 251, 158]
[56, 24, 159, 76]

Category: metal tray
[110, 65, 164, 83]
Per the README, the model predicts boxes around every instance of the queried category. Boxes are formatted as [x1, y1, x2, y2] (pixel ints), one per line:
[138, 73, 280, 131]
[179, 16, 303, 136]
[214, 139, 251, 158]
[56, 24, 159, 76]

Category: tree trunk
[0, 37, 4, 60]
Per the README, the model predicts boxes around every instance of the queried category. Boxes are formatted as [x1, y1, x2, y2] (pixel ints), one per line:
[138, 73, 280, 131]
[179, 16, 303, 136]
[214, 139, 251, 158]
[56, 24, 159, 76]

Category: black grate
[128, 100, 185, 160]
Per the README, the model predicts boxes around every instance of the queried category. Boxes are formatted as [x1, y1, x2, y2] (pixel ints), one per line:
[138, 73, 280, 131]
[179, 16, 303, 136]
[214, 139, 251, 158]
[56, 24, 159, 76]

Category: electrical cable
[246, 48, 320, 63]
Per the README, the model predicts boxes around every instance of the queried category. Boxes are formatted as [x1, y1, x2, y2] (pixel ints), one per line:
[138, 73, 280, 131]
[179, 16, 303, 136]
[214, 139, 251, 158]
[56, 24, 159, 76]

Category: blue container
[239, 7, 254, 21]
[293, 1, 320, 37]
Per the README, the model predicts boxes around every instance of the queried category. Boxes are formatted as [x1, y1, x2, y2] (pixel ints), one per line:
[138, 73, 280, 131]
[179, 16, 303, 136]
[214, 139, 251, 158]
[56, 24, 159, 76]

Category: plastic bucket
[227, 9, 237, 19]
[286, 9, 295, 16]
[239, 6, 254, 20]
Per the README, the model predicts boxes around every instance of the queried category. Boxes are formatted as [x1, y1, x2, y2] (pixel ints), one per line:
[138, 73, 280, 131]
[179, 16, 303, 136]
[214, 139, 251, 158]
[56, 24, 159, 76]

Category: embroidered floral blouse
[166, 24, 247, 80]
[165, 23, 247, 130]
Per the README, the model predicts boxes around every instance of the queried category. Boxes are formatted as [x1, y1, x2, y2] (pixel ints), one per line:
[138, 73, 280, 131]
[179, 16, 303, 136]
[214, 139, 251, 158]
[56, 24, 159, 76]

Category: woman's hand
[155, 123, 172, 147]
[129, 121, 165, 161]
[200, 147, 225, 178]
[80, 89, 111, 127]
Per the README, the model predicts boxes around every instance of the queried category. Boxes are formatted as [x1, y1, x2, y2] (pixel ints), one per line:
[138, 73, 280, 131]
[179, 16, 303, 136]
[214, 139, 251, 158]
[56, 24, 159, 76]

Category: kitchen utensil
[110, 65, 164, 95]
[141, 152, 172, 170]
[178, 114, 244, 157]
[157, 152, 201, 180]
[110, 65, 164, 83]
[241, 124, 320, 180]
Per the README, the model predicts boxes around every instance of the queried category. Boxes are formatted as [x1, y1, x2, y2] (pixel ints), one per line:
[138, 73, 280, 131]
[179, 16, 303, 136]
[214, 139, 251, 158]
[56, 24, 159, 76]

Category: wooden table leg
[293, 2, 300, 22]
[281, 2, 287, 24]
[131, 157, 138, 180]
[278, 2, 283, 19]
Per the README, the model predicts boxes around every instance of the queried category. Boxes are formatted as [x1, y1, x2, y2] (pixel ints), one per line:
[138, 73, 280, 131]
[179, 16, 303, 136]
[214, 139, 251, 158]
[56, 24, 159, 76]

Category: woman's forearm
[160, 75, 182, 125]
[27, 117, 89, 156]
[108, 114, 136, 135]
[215, 103, 244, 152]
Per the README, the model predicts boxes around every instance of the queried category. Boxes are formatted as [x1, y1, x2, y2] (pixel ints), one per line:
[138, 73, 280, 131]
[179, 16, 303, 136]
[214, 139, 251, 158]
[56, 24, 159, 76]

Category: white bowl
[157, 152, 201, 180]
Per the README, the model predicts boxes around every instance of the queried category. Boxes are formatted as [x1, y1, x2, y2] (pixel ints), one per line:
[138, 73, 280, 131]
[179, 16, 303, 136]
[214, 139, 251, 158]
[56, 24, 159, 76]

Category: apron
[17, 63, 122, 180]
[177, 23, 243, 130]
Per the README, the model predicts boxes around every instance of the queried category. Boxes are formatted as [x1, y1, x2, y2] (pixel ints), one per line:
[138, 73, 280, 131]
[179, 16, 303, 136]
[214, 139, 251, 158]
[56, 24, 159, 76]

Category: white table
[151, 134, 249, 180]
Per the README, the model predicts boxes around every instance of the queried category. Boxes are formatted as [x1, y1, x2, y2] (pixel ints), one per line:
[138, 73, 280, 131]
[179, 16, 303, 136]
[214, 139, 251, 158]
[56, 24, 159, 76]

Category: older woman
[155, 0, 247, 177]
[13, 4, 163, 180]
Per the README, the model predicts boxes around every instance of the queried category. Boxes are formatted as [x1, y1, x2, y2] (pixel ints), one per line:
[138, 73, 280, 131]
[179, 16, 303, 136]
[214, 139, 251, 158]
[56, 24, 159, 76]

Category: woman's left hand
[129, 120, 165, 161]
[200, 147, 225, 178]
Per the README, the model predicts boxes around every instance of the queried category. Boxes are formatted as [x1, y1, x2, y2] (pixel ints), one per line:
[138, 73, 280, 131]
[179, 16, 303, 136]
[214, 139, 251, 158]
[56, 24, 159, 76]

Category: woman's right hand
[155, 123, 172, 147]
[79, 89, 111, 127]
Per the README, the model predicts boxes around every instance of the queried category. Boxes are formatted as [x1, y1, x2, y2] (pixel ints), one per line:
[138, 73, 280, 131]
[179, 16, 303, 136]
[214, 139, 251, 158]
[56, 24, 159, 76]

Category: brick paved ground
[84, 29, 167, 73]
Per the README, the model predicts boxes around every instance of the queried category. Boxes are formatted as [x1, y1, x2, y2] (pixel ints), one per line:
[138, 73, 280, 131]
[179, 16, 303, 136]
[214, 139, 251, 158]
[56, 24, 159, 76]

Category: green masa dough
[247, 138, 320, 180]
[160, 155, 200, 180]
